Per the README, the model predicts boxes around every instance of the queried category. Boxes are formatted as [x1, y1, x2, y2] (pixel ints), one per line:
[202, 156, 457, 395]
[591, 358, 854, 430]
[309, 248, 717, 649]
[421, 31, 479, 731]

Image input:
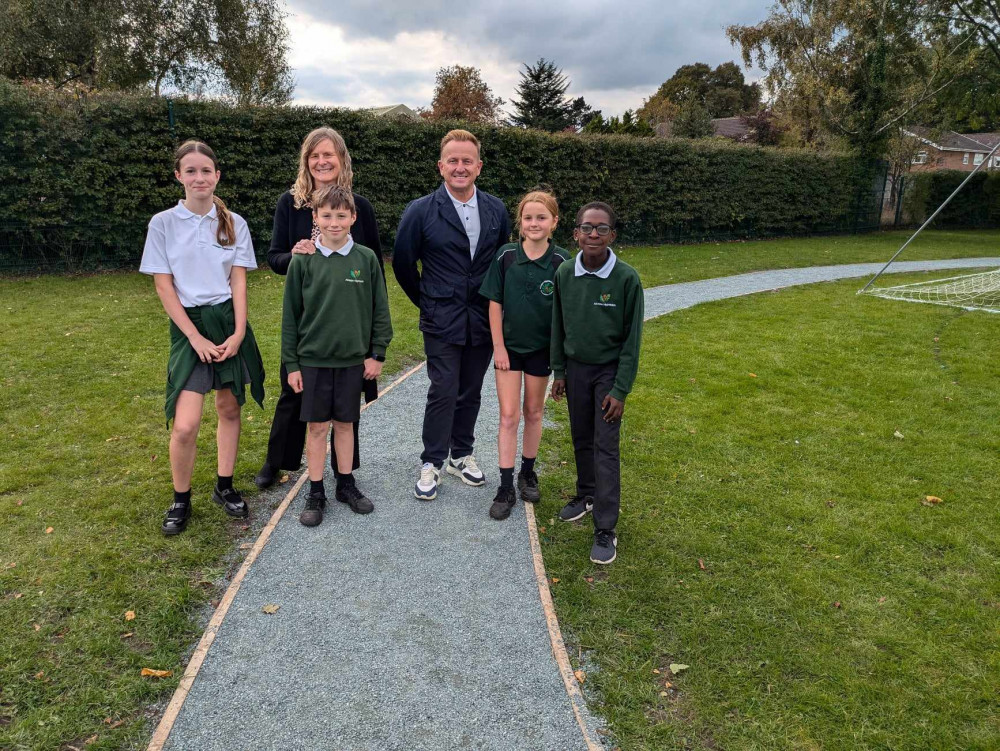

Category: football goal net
[859, 137, 1000, 313]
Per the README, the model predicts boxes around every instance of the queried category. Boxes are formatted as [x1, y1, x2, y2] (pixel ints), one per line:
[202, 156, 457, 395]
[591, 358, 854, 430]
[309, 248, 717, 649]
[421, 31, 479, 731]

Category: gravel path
[160, 257, 999, 750]
[643, 258, 1000, 320]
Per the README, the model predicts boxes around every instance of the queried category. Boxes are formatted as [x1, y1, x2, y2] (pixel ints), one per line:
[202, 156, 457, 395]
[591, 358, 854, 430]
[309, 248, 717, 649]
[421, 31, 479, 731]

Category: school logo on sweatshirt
[346, 268, 364, 284]
[595, 292, 616, 308]
[539, 279, 554, 296]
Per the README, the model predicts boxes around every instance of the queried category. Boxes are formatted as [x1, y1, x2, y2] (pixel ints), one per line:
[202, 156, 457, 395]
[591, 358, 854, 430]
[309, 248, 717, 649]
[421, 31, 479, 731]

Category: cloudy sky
[284, 0, 771, 118]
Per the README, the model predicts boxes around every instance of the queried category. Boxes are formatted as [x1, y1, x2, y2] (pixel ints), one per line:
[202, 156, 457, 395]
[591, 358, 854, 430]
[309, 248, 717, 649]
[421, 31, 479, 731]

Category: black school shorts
[299, 364, 364, 423]
[498, 347, 551, 378]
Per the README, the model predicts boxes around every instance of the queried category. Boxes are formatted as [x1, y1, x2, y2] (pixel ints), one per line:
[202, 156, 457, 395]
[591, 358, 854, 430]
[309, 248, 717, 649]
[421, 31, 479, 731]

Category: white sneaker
[446, 454, 486, 486]
[414, 462, 440, 501]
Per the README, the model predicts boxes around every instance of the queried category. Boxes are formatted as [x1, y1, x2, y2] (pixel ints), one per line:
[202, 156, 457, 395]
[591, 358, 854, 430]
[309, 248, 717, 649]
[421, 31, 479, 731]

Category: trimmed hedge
[902, 170, 1000, 228]
[1, 80, 872, 271]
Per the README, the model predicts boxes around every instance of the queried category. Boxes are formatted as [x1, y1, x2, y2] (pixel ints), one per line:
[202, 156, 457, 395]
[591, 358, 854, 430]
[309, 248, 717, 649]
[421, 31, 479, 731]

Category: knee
[308, 422, 329, 438]
[522, 403, 544, 426]
[499, 408, 521, 432]
[171, 421, 199, 445]
[331, 421, 352, 436]
[216, 399, 241, 422]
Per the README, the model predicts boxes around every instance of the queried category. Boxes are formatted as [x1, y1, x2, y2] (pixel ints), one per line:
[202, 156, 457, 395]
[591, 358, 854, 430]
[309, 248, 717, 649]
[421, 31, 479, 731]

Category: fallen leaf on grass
[574, 670, 586, 684]
[659, 690, 669, 697]
[121, 632, 133, 638]
[584, 576, 594, 584]
[103, 718, 125, 729]
[833, 601, 842, 609]
[4, 562, 15, 568]
[262, 604, 280, 614]
[150, 455, 157, 461]
[140, 668, 173, 678]
[652, 668, 660, 674]
[16, 499, 23, 506]
[922, 495, 943, 506]
[210, 600, 220, 608]
[664, 681, 674, 688]
[893, 430, 904, 440]
[550, 577, 560, 584]
[698, 559, 706, 570]
[279, 474, 290, 484]
[748, 373, 757, 378]
[878, 597, 886, 605]
[124, 610, 135, 621]
[539, 526, 546, 534]
[33, 623, 40, 631]
[105, 436, 121, 442]
[13, 592, 22, 599]
[44, 527, 53, 534]
[240, 543, 253, 550]
[84, 736, 99, 746]
[669, 663, 689, 675]
[35, 671, 44, 679]
[240, 525, 250, 531]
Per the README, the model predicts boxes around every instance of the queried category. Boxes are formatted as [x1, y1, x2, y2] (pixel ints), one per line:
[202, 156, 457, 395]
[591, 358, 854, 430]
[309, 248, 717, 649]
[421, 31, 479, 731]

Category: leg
[169, 390, 205, 492]
[264, 363, 307, 470]
[214, 388, 242, 477]
[495, 368, 523, 469]
[421, 334, 463, 466]
[520, 374, 549, 461]
[565, 360, 596, 500]
[306, 422, 330, 482]
[449, 341, 494, 459]
[590, 364, 622, 532]
[331, 421, 354, 475]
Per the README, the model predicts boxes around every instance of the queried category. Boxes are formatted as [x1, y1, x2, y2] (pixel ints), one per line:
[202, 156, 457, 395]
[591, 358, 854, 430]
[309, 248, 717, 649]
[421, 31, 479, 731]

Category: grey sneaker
[414, 462, 440, 501]
[517, 470, 540, 503]
[447, 455, 486, 486]
[558, 495, 593, 522]
[590, 529, 617, 565]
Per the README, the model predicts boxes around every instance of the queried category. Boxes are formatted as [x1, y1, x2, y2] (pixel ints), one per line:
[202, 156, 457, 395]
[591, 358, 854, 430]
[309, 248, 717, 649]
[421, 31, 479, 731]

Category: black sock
[336, 472, 355, 490]
[500, 467, 514, 488]
[173, 489, 192, 506]
[216, 475, 233, 492]
[520, 456, 536, 475]
[310, 479, 326, 497]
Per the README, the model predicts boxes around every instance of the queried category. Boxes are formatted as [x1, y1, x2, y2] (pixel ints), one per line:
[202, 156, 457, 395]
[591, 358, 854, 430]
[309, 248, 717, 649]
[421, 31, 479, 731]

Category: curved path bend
[153, 257, 999, 751]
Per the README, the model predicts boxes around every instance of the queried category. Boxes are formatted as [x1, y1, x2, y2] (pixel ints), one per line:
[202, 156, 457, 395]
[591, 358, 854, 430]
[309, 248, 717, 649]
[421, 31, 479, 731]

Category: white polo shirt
[446, 186, 481, 258]
[140, 201, 257, 308]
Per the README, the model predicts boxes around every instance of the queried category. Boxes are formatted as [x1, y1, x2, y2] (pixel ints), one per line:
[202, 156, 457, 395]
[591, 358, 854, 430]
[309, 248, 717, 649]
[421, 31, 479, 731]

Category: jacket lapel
[473, 195, 496, 260]
[435, 184, 468, 241]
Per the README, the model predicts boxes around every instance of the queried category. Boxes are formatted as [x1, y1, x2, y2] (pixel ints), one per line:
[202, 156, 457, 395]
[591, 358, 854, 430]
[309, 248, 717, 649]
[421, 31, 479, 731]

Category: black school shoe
[558, 495, 594, 522]
[590, 529, 618, 565]
[335, 483, 375, 514]
[300, 491, 326, 526]
[213, 486, 249, 518]
[254, 461, 277, 490]
[161, 502, 191, 535]
[489, 485, 517, 520]
[517, 470, 541, 503]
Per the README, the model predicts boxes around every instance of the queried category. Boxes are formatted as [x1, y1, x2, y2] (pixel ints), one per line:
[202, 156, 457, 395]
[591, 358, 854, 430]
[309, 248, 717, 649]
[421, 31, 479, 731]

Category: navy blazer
[393, 183, 511, 346]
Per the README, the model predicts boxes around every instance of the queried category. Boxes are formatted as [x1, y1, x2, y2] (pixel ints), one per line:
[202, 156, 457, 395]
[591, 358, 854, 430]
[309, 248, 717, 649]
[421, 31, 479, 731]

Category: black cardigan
[266, 190, 383, 276]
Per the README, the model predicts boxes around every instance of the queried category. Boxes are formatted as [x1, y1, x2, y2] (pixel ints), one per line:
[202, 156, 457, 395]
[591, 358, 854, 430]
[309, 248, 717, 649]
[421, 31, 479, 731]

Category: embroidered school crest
[594, 292, 616, 308]
[350, 269, 361, 279]
[600, 293, 611, 302]
[539, 280, 554, 296]
[345, 268, 364, 284]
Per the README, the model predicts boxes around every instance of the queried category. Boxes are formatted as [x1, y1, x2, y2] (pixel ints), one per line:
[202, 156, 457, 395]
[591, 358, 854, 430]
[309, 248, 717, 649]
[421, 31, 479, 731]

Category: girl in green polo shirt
[479, 190, 570, 520]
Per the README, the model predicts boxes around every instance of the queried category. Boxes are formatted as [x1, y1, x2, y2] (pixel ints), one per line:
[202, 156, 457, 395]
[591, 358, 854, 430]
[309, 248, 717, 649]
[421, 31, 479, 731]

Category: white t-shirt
[140, 201, 257, 307]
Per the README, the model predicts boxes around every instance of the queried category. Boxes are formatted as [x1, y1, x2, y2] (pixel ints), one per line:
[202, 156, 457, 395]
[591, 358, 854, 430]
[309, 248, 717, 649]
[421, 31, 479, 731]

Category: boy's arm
[280, 257, 305, 371]
[609, 273, 645, 401]
[391, 201, 423, 307]
[550, 272, 567, 380]
[369, 254, 393, 357]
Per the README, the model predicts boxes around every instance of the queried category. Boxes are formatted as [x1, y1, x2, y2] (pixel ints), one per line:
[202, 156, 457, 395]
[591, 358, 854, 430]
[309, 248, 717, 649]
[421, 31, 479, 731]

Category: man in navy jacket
[393, 129, 511, 501]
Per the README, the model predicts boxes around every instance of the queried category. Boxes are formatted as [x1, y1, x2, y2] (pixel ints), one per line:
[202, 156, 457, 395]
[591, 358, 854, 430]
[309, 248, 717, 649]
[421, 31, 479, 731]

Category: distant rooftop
[904, 126, 1000, 152]
[711, 116, 749, 139]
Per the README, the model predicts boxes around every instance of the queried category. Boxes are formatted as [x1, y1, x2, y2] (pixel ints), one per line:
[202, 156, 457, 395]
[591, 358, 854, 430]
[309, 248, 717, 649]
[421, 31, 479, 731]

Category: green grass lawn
[1, 229, 998, 749]
[539, 275, 1000, 750]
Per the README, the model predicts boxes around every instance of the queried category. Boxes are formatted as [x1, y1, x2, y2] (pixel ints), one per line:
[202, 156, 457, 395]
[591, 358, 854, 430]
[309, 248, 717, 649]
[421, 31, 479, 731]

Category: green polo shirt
[478, 241, 570, 353]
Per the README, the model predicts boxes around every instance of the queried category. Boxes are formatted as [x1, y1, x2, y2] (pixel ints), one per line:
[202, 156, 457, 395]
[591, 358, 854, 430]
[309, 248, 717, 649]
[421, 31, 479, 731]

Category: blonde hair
[312, 185, 356, 214]
[174, 140, 235, 246]
[516, 190, 559, 237]
[291, 127, 354, 209]
[440, 129, 480, 157]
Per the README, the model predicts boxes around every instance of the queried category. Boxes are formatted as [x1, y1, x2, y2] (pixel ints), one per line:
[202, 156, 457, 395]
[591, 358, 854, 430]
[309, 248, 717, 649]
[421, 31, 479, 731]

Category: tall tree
[428, 65, 504, 124]
[671, 97, 715, 138]
[638, 61, 761, 126]
[582, 110, 655, 137]
[212, 0, 294, 106]
[509, 58, 576, 131]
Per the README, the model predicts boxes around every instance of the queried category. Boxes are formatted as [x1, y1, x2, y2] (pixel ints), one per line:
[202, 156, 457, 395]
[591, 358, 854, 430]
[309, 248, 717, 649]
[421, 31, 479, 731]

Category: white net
[862, 268, 1000, 313]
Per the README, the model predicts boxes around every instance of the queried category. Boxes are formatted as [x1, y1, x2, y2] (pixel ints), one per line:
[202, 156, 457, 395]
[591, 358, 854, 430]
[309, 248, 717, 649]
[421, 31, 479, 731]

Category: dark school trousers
[565, 358, 622, 532]
[264, 362, 362, 474]
[421, 333, 493, 466]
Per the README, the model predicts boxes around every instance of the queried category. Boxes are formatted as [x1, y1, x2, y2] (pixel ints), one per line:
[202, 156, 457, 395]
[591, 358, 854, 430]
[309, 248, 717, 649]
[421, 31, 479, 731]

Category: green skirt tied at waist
[164, 299, 266, 425]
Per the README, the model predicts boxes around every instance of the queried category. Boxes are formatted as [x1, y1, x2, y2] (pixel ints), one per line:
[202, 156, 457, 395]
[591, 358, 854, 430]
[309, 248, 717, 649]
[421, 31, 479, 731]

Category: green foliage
[638, 61, 761, 125]
[1, 80, 881, 272]
[902, 170, 1000, 226]
[580, 110, 654, 137]
[428, 65, 504, 125]
[509, 58, 579, 132]
[672, 97, 715, 139]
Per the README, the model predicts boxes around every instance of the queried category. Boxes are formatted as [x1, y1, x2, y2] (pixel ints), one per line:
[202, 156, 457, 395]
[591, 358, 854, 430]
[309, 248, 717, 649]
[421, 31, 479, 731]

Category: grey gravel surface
[163, 366, 597, 751]
[643, 259, 1000, 320]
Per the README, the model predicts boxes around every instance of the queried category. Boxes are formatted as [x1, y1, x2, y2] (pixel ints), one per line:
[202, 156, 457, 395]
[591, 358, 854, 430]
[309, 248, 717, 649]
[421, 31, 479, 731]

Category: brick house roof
[711, 117, 749, 139]
[904, 126, 998, 152]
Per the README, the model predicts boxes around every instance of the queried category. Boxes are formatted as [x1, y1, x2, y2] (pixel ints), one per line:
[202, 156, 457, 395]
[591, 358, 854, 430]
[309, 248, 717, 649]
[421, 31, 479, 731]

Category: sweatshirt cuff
[284, 360, 299, 373]
[369, 345, 387, 359]
[553, 368, 565, 380]
[609, 386, 628, 401]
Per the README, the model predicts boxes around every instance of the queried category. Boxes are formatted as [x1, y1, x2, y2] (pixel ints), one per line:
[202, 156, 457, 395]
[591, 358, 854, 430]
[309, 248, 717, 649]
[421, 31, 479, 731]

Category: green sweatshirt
[550, 252, 644, 401]
[281, 243, 392, 371]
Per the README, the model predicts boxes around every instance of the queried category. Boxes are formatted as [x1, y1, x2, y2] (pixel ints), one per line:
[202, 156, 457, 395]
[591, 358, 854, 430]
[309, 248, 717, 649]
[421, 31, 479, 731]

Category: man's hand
[551, 378, 566, 401]
[494, 345, 509, 371]
[363, 358, 383, 380]
[288, 370, 303, 393]
[601, 394, 624, 422]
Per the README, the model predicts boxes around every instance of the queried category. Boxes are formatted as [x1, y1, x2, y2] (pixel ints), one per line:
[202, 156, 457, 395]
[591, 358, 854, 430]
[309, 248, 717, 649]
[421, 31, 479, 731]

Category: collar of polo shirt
[446, 185, 478, 208]
[173, 200, 218, 220]
[316, 236, 354, 257]
[574, 248, 617, 278]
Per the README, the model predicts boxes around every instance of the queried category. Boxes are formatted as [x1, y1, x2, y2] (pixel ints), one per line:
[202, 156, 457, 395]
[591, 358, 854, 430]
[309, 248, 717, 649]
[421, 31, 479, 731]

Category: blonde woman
[255, 127, 384, 489]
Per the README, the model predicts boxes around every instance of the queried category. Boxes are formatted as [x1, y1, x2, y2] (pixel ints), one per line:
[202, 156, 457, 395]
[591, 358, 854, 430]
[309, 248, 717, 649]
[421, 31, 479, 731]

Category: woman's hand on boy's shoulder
[292, 239, 316, 255]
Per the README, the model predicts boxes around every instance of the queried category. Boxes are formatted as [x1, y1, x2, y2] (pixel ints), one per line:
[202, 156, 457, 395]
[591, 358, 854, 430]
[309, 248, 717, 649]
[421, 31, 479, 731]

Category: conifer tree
[509, 58, 575, 131]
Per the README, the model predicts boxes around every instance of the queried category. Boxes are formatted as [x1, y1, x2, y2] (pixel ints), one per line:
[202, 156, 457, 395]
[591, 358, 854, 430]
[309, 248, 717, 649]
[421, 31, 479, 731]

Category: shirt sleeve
[610, 271, 644, 401]
[232, 216, 257, 270]
[478, 253, 503, 302]
[139, 216, 170, 275]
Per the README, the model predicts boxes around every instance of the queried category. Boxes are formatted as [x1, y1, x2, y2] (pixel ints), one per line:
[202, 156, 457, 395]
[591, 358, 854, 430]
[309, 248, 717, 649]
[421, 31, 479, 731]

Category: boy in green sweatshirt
[550, 202, 643, 564]
[282, 185, 393, 526]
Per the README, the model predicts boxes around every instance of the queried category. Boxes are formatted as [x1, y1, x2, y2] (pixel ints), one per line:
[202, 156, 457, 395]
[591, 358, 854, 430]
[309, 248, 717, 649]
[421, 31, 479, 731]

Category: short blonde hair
[291, 127, 354, 209]
[312, 185, 356, 214]
[440, 129, 480, 157]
